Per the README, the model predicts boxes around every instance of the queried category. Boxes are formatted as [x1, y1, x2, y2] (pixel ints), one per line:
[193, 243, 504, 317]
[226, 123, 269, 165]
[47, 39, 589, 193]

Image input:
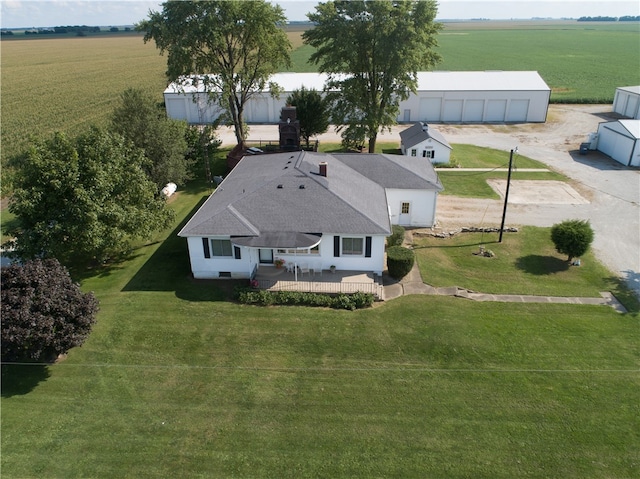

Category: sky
[1, 0, 638, 29]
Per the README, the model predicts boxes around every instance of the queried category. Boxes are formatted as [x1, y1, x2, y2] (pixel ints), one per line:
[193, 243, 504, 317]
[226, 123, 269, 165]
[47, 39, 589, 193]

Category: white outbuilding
[400, 122, 452, 164]
[164, 71, 551, 125]
[612, 86, 640, 120]
[596, 119, 640, 167]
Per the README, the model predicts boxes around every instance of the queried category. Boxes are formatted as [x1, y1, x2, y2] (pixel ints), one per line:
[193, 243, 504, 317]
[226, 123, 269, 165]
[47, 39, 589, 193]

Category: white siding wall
[403, 139, 451, 164]
[186, 236, 254, 279]
[386, 189, 438, 227]
[613, 88, 640, 120]
[165, 79, 550, 124]
[596, 122, 638, 167]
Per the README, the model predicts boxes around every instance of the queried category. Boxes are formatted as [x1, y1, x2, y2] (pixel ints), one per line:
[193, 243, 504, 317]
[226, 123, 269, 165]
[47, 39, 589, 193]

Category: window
[401, 202, 410, 214]
[211, 239, 232, 257]
[342, 237, 364, 256]
[411, 149, 417, 157]
[276, 245, 319, 255]
[423, 149, 435, 159]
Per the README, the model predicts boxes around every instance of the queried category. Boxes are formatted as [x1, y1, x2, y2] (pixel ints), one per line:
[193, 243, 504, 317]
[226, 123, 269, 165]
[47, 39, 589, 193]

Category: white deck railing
[254, 279, 384, 299]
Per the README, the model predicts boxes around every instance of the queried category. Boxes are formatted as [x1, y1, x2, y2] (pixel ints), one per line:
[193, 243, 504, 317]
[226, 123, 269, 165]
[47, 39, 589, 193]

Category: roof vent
[299, 184, 305, 189]
[277, 184, 283, 189]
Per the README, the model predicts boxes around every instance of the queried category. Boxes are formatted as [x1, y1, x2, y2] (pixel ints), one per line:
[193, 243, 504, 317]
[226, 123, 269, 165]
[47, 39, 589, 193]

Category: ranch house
[178, 151, 443, 292]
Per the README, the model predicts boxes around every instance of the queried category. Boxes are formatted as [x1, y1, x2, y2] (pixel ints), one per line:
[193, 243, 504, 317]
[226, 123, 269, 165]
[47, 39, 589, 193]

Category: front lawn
[2, 181, 638, 479]
[413, 226, 639, 311]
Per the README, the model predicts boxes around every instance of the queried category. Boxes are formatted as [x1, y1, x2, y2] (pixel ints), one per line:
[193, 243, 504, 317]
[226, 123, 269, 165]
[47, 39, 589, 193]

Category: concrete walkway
[381, 244, 628, 313]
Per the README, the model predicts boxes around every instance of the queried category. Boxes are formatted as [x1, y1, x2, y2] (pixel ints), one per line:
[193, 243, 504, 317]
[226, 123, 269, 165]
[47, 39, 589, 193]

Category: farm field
[1, 181, 638, 478]
[2, 21, 639, 162]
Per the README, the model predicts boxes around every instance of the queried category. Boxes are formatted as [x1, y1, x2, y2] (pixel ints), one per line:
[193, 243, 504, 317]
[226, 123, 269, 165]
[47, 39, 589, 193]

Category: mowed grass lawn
[2, 182, 638, 478]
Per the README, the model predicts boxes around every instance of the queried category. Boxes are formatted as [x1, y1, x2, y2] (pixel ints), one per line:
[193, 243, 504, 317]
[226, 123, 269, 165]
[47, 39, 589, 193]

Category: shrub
[387, 225, 406, 247]
[234, 287, 374, 310]
[550, 219, 594, 262]
[387, 245, 415, 279]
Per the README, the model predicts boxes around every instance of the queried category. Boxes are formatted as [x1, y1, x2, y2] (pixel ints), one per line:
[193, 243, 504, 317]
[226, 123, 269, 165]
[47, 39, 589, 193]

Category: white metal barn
[596, 120, 640, 167]
[164, 71, 551, 125]
[612, 86, 640, 120]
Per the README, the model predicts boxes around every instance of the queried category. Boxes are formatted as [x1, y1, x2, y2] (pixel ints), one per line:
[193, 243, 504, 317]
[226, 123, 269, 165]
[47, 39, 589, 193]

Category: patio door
[259, 249, 274, 264]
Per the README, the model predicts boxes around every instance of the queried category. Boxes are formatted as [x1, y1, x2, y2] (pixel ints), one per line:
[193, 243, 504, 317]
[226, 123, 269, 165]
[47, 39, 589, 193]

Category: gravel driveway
[220, 104, 640, 298]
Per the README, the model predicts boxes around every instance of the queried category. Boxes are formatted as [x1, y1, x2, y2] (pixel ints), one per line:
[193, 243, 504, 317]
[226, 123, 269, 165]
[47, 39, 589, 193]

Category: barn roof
[165, 71, 550, 94]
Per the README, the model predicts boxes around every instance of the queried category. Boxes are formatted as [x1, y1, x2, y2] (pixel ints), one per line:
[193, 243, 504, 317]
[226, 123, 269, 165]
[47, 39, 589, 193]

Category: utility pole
[499, 147, 518, 243]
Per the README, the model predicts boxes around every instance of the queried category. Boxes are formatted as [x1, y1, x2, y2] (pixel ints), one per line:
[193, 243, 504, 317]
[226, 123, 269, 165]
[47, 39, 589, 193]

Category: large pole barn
[164, 71, 550, 125]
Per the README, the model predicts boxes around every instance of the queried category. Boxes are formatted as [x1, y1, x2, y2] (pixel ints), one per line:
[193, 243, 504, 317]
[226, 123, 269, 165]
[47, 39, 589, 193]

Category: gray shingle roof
[178, 151, 441, 238]
[400, 122, 452, 150]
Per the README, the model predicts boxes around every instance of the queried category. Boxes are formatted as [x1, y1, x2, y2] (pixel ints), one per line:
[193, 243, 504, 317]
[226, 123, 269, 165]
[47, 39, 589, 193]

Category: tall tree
[1, 258, 99, 362]
[7, 128, 174, 267]
[137, 0, 291, 147]
[303, 0, 442, 152]
[110, 88, 192, 188]
[286, 87, 330, 149]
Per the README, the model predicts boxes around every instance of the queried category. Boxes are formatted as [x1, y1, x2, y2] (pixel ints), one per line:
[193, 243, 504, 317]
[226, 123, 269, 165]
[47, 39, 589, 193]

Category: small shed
[400, 122, 452, 164]
[613, 86, 640, 120]
[596, 120, 640, 167]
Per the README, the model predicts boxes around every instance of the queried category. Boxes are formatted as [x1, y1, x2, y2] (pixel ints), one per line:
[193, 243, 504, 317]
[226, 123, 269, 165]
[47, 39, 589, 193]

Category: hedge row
[235, 288, 375, 310]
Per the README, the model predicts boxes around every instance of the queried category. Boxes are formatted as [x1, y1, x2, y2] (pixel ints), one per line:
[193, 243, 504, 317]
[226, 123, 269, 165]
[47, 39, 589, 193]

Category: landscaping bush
[550, 219, 594, 262]
[387, 225, 405, 247]
[234, 288, 374, 310]
[387, 245, 415, 279]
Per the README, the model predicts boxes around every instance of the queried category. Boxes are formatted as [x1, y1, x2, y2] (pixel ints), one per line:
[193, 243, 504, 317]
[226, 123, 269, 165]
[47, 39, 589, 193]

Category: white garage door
[443, 100, 463, 122]
[463, 100, 484, 122]
[250, 97, 270, 123]
[420, 97, 442, 122]
[598, 129, 634, 166]
[166, 98, 187, 121]
[507, 99, 530, 122]
[624, 95, 639, 118]
[486, 100, 507, 122]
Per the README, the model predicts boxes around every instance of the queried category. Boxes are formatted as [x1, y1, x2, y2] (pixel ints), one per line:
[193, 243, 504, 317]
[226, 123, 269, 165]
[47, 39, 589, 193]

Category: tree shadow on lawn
[1, 363, 50, 398]
[515, 255, 569, 275]
[122, 199, 232, 302]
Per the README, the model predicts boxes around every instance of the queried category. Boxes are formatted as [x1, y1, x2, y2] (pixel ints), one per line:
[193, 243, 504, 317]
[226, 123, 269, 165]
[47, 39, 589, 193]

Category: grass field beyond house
[1, 181, 638, 479]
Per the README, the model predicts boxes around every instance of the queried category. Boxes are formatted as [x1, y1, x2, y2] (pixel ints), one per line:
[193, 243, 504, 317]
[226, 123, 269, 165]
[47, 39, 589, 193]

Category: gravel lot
[219, 104, 640, 298]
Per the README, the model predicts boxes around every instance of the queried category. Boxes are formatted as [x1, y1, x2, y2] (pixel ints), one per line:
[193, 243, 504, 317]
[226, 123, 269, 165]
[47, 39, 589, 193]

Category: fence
[254, 279, 384, 299]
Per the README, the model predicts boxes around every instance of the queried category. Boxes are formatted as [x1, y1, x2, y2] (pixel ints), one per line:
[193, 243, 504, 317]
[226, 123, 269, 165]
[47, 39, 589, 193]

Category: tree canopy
[137, 0, 291, 146]
[1, 258, 99, 362]
[286, 87, 330, 148]
[303, 0, 442, 152]
[110, 88, 192, 188]
[7, 128, 174, 267]
[550, 219, 595, 262]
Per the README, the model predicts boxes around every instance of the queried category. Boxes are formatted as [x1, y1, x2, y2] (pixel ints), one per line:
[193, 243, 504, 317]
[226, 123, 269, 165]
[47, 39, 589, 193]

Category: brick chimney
[319, 161, 328, 177]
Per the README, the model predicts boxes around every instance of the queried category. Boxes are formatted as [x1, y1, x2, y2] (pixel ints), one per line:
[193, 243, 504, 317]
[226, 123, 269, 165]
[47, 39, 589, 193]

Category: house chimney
[319, 161, 328, 177]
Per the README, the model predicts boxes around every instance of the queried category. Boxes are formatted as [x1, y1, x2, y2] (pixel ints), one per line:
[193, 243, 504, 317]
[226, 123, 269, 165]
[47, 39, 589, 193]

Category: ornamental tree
[550, 219, 595, 262]
[303, 0, 442, 152]
[137, 0, 291, 147]
[1, 258, 99, 362]
[7, 128, 174, 267]
[286, 87, 330, 149]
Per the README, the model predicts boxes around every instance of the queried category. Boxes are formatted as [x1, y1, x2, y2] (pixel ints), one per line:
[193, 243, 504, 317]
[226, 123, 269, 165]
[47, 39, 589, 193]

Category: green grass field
[2, 182, 638, 478]
[2, 21, 639, 162]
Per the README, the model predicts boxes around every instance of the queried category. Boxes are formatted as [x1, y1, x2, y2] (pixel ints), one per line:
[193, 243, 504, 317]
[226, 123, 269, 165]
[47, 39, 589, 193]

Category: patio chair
[298, 263, 310, 277]
[286, 262, 296, 273]
[311, 261, 322, 276]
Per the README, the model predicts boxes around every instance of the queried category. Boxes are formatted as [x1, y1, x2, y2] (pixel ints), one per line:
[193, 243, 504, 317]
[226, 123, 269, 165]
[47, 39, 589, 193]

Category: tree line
[578, 16, 640, 22]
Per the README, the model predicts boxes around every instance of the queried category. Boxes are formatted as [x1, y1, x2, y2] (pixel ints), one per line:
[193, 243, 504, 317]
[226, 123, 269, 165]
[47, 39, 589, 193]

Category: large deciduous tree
[110, 88, 192, 188]
[1, 258, 99, 362]
[303, 0, 442, 152]
[137, 0, 291, 147]
[286, 87, 330, 149]
[7, 128, 174, 267]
